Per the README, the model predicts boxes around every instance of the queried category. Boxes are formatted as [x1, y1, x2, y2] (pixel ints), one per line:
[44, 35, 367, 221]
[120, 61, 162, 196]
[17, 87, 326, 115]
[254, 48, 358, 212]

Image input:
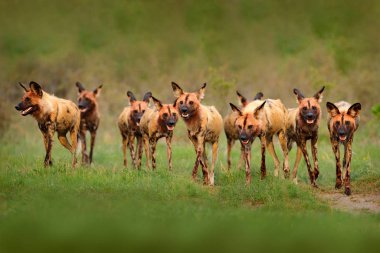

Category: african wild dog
[286, 87, 325, 186]
[224, 91, 263, 170]
[118, 91, 152, 168]
[140, 96, 179, 170]
[229, 98, 289, 184]
[326, 101, 361, 195]
[75, 81, 102, 164]
[172, 82, 223, 186]
[15, 81, 80, 167]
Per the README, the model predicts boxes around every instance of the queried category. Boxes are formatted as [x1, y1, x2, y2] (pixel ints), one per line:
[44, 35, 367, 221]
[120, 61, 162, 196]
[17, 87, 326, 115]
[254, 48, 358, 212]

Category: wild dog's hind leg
[150, 137, 158, 170]
[278, 130, 290, 178]
[210, 141, 218, 186]
[136, 136, 143, 169]
[143, 135, 150, 169]
[70, 126, 78, 167]
[330, 137, 342, 189]
[266, 135, 281, 177]
[128, 134, 137, 168]
[226, 138, 234, 170]
[121, 134, 128, 167]
[260, 136, 266, 179]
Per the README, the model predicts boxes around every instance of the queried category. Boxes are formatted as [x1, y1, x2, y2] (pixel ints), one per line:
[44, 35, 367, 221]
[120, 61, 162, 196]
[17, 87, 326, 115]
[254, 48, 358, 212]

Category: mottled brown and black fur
[15, 81, 80, 167]
[286, 87, 325, 186]
[118, 91, 152, 168]
[140, 96, 179, 170]
[76, 81, 102, 164]
[172, 82, 223, 186]
[230, 98, 289, 184]
[224, 91, 263, 170]
[326, 101, 361, 195]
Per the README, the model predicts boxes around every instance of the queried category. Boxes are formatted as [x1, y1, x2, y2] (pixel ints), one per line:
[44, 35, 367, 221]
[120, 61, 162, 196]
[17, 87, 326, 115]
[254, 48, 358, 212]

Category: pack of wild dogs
[15, 81, 361, 195]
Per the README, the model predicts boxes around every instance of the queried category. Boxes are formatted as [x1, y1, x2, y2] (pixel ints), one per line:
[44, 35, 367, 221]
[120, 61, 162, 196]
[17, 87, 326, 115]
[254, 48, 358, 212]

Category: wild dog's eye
[163, 113, 168, 118]
[312, 106, 317, 110]
[173, 113, 177, 117]
[248, 125, 253, 130]
[238, 125, 242, 130]
[180, 101, 183, 105]
[142, 110, 145, 113]
[189, 101, 194, 105]
[25, 97, 31, 102]
[335, 121, 340, 127]
[302, 107, 307, 111]
[345, 121, 350, 126]
[134, 110, 138, 114]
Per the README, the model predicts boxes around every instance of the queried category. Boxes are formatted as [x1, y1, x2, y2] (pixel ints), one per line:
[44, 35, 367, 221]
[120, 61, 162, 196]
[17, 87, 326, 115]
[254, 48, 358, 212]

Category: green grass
[0, 120, 379, 253]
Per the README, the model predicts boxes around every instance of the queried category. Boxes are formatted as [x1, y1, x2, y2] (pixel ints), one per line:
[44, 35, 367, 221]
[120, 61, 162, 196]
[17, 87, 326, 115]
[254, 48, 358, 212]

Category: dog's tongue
[21, 107, 32, 116]
[167, 125, 174, 131]
[339, 136, 347, 141]
[241, 140, 249, 145]
[306, 119, 314, 124]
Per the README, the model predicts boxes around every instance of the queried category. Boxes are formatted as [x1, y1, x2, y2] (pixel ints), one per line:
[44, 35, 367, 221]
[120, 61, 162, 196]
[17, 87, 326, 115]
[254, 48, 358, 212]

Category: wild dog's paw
[344, 187, 351, 196]
[292, 177, 298, 185]
[314, 170, 319, 180]
[335, 181, 343, 189]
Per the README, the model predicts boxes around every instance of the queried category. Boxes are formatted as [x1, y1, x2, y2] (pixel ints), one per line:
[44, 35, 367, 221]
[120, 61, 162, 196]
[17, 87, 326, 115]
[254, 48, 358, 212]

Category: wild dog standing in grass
[326, 101, 361, 195]
[75, 82, 102, 164]
[15, 81, 80, 167]
[224, 91, 263, 170]
[171, 82, 223, 186]
[118, 91, 152, 168]
[286, 87, 325, 186]
[140, 96, 178, 170]
[229, 98, 289, 184]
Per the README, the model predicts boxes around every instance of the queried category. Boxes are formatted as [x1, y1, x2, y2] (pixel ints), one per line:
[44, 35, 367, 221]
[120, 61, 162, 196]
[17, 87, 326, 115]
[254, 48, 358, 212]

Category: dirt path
[319, 191, 380, 214]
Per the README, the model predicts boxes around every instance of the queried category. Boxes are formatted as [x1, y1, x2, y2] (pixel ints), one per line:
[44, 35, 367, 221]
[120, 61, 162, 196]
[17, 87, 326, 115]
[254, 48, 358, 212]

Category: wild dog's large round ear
[151, 96, 163, 110]
[127, 91, 136, 104]
[197, 83, 206, 100]
[93, 84, 103, 96]
[171, 82, 184, 98]
[236, 90, 248, 107]
[19, 82, 28, 92]
[76, 81, 85, 93]
[326, 102, 340, 117]
[313, 86, 325, 103]
[253, 101, 266, 119]
[253, 92, 264, 101]
[347, 103, 361, 118]
[29, 81, 43, 97]
[293, 88, 304, 103]
[229, 103, 243, 116]
[143, 92, 152, 103]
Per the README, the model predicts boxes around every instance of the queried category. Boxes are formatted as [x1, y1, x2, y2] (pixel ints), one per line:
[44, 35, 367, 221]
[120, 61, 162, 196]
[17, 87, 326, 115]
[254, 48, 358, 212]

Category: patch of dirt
[319, 192, 380, 214]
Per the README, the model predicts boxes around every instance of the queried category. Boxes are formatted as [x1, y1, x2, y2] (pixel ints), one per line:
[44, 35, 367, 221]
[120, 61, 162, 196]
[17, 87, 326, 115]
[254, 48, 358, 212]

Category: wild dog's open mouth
[80, 108, 88, 113]
[306, 119, 314, 124]
[181, 113, 189, 119]
[167, 125, 175, 131]
[136, 122, 140, 126]
[339, 135, 347, 141]
[241, 140, 249, 145]
[21, 106, 33, 116]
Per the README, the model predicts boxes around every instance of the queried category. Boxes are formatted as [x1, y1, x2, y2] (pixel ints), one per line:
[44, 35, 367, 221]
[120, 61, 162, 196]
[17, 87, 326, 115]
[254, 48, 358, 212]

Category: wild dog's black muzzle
[15, 103, 22, 111]
[180, 106, 188, 113]
[239, 133, 248, 141]
[167, 119, 176, 126]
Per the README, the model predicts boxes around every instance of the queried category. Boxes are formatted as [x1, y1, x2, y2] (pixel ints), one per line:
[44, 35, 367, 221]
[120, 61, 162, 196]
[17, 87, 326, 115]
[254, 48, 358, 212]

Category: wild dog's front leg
[343, 140, 353, 195]
[330, 137, 342, 189]
[69, 125, 79, 167]
[39, 123, 54, 167]
[79, 130, 89, 164]
[121, 134, 128, 167]
[237, 144, 245, 170]
[89, 130, 96, 164]
[136, 136, 143, 169]
[266, 135, 281, 177]
[278, 130, 290, 178]
[300, 139, 316, 187]
[311, 136, 319, 180]
[292, 146, 303, 184]
[244, 144, 252, 184]
[150, 137, 157, 170]
[260, 136, 266, 179]
[128, 134, 137, 168]
[166, 135, 173, 171]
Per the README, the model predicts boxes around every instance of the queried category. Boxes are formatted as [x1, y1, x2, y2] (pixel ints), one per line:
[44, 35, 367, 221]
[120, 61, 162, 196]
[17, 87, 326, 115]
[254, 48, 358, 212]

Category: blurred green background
[1, 0, 380, 137]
